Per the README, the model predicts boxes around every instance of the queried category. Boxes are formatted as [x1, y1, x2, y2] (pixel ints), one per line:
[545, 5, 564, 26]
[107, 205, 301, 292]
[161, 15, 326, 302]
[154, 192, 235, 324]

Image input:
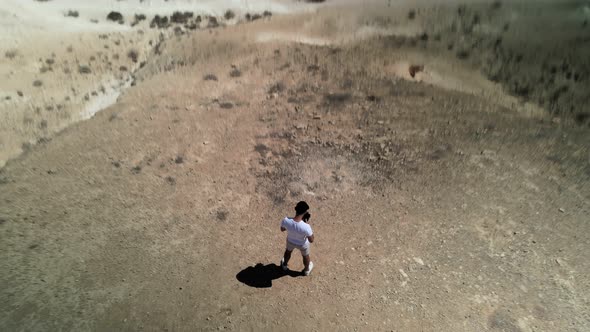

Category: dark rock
[33, 80, 43, 87]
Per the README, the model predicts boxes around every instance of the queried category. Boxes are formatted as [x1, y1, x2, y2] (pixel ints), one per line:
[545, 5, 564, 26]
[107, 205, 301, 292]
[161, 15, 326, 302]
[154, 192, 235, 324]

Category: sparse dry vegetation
[106, 11, 123, 23]
[229, 67, 241, 77]
[203, 73, 218, 81]
[78, 65, 91, 74]
[4, 49, 18, 59]
[65, 10, 78, 18]
[224, 10, 235, 20]
[127, 49, 139, 63]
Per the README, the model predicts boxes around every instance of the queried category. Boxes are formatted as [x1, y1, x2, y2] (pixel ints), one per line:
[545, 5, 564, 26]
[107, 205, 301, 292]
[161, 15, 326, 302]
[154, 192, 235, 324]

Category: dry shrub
[128, 49, 139, 63]
[5, 50, 18, 59]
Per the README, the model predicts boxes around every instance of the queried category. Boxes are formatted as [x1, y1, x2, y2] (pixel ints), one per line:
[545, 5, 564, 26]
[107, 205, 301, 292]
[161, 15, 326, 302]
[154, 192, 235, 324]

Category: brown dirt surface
[1, 1, 589, 331]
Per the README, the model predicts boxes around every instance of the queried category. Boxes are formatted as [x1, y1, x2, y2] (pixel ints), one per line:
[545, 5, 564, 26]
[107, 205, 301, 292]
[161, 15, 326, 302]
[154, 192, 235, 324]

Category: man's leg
[283, 249, 292, 265]
[303, 254, 311, 271]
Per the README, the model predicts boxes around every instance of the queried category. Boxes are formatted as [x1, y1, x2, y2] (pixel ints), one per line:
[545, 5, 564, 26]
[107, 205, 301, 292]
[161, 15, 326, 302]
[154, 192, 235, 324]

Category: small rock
[558, 208, 564, 213]
[413, 257, 424, 266]
[409, 65, 424, 78]
[399, 269, 409, 278]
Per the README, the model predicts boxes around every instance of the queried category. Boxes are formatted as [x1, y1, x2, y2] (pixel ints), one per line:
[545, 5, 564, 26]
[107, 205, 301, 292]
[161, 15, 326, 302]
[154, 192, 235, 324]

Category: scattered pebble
[399, 269, 409, 278]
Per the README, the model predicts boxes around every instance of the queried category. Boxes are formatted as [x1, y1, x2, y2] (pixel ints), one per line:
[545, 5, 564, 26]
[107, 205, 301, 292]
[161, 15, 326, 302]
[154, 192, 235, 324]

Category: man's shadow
[236, 263, 303, 288]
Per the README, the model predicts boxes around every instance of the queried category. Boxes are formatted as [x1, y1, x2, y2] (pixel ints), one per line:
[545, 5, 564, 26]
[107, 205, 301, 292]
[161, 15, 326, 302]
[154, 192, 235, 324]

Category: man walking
[280, 201, 315, 276]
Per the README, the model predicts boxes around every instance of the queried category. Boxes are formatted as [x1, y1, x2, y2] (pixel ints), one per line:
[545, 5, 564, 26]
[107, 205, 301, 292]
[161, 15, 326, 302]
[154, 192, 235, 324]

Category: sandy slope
[0, 0, 318, 168]
[0, 1, 589, 331]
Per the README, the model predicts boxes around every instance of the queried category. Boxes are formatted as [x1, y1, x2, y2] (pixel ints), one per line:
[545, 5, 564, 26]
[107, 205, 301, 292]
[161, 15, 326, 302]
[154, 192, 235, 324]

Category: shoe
[280, 258, 288, 271]
[303, 261, 314, 276]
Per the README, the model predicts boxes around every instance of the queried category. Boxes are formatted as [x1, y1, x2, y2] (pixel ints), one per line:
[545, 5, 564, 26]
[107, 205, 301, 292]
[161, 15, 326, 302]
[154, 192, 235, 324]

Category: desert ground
[1, 0, 589, 331]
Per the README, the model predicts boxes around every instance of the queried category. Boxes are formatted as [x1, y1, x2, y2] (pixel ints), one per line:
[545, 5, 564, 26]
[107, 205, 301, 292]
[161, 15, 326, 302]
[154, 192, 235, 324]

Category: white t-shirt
[281, 217, 313, 246]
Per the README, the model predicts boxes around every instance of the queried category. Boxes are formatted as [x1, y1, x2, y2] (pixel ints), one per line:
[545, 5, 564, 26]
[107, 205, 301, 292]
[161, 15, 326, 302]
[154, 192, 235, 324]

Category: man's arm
[308, 234, 314, 243]
[281, 226, 286, 232]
